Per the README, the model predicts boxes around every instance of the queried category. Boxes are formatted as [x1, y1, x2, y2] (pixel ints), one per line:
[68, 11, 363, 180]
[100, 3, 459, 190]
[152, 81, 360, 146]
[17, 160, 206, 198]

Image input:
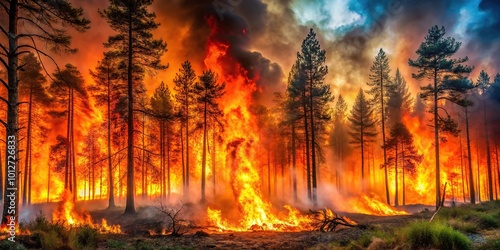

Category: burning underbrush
[51, 189, 122, 234]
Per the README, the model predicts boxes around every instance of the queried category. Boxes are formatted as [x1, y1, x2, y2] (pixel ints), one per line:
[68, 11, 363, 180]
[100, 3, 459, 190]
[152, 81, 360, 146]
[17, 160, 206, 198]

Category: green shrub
[405, 221, 472, 250]
[107, 239, 127, 249]
[448, 219, 478, 233]
[478, 214, 499, 229]
[40, 230, 64, 250]
[69, 225, 99, 250]
[479, 239, 500, 250]
[0, 240, 27, 250]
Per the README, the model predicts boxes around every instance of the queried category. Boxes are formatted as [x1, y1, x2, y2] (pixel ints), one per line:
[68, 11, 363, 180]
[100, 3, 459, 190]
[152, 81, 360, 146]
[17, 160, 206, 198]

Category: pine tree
[100, 0, 168, 214]
[384, 123, 422, 206]
[330, 95, 350, 190]
[387, 69, 413, 126]
[291, 28, 332, 206]
[150, 82, 174, 201]
[173, 61, 196, 200]
[0, 0, 90, 227]
[50, 64, 89, 201]
[348, 89, 377, 192]
[281, 63, 303, 202]
[18, 53, 50, 206]
[408, 26, 473, 209]
[367, 48, 392, 204]
[476, 70, 493, 201]
[89, 53, 120, 208]
[194, 70, 225, 203]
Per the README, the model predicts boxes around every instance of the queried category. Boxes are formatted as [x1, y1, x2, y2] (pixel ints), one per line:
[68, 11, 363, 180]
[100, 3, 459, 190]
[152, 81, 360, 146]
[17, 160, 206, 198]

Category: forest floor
[7, 200, 500, 249]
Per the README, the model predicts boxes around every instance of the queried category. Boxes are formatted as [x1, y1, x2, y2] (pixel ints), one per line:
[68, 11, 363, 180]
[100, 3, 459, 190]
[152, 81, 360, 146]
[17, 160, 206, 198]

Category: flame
[52, 190, 121, 233]
[203, 16, 313, 231]
[348, 195, 408, 216]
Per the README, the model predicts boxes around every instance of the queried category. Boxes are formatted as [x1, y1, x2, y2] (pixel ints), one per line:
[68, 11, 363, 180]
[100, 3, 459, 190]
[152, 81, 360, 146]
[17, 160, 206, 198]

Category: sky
[54, 0, 500, 106]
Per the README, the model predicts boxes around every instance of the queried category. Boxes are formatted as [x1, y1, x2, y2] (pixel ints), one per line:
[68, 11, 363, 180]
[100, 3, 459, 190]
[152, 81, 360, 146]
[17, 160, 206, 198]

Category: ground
[7, 200, 500, 249]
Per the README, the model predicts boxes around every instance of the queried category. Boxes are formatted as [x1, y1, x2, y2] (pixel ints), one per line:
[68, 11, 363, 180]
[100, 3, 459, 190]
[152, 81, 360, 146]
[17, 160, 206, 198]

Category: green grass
[404, 221, 472, 250]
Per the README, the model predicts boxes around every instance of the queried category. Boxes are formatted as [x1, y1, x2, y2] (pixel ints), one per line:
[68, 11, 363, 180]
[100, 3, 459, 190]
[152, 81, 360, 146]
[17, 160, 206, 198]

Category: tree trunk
[124, 4, 136, 214]
[465, 108, 475, 204]
[142, 115, 146, 200]
[483, 101, 493, 201]
[1, 0, 20, 229]
[477, 145, 481, 202]
[460, 137, 466, 203]
[71, 88, 77, 201]
[107, 73, 115, 208]
[433, 69, 441, 209]
[309, 79, 318, 206]
[380, 67, 389, 205]
[180, 126, 185, 197]
[303, 100, 311, 201]
[22, 88, 33, 206]
[167, 123, 171, 201]
[402, 146, 406, 206]
[185, 94, 190, 201]
[65, 87, 71, 190]
[291, 123, 297, 202]
[211, 124, 216, 198]
[395, 142, 399, 206]
[201, 96, 207, 203]
[267, 147, 271, 196]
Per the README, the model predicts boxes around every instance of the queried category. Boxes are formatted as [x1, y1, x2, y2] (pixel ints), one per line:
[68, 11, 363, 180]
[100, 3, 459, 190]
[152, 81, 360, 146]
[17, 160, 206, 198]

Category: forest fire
[1, 0, 500, 248]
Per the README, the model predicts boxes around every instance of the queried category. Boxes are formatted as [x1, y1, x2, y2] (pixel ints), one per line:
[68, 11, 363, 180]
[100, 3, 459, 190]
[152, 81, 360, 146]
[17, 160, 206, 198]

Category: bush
[107, 239, 127, 249]
[448, 219, 478, 234]
[40, 230, 64, 250]
[405, 221, 472, 250]
[0, 240, 27, 250]
[478, 214, 499, 229]
[69, 226, 99, 250]
[479, 239, 500, 250]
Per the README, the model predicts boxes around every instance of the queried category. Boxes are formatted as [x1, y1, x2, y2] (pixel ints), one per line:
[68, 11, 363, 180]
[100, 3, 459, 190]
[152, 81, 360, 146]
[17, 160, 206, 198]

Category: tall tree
[293, 28, 332, 206]
[384, 123, 422, 206]
[89, 53, 120, 208]
[408, 26, 473, 208]
[456, 97, 476, 204]
[476, 70, 493, 201]
[194, 70, 225, 203]
[173, 61, 196, 200]
[18, 52, 49, 205]
[0, 0, 89, 228]
[366, 48, 392, 204]
[283, 63, 302, 202]
[150, 81, 174, 200]
[348, 89, 377, 192]
[387, 69, 413, 126]
[330, 95, 350, 190]
[100, 0, 167, 214]
[50, 64, 88, 200]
